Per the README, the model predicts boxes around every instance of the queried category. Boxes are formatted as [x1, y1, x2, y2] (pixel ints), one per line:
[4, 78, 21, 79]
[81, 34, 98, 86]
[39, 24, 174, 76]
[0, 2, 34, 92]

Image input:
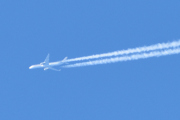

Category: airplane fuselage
[29, 62, 64, 69]
[29, 54, 68, 71]
[29, 64, 45, 69]
[29, 54, 67, 71]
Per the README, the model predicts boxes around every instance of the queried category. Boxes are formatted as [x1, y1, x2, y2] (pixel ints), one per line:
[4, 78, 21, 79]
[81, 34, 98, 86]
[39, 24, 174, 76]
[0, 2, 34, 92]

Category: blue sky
[1, 0, 180, 120]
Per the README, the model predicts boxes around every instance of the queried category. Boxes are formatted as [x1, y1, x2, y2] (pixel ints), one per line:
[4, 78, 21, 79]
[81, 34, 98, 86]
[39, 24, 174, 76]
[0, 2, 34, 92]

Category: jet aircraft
[29, 54, 67, 71]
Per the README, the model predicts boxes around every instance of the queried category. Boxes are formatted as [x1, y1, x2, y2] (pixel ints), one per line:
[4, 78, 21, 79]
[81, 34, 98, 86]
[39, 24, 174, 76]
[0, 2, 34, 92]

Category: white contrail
[64, 40, 180, 63]
[63, 48, 180, 68]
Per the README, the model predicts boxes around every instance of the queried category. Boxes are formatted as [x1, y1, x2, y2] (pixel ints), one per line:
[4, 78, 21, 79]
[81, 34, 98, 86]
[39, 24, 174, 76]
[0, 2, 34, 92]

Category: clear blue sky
[1, 1, 180, 120]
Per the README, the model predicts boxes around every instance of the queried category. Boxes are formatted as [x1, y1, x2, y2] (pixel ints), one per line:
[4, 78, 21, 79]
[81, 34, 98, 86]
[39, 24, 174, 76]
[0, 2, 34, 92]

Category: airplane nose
[29, 66, 33, 69]
[29, 64, 43, 69]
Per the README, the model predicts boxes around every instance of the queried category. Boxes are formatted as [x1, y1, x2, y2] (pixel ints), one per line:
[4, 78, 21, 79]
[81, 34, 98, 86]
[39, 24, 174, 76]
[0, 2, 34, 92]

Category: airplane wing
[44, 54, 50, 65]
[44, 67, 61, 71]
[62, 57, 68, 61]
[49, 67, 61, 71]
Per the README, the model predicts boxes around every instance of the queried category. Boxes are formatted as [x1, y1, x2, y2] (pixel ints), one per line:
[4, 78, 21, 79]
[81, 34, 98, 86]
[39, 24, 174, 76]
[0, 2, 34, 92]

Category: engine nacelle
[44, 67, 49, 70]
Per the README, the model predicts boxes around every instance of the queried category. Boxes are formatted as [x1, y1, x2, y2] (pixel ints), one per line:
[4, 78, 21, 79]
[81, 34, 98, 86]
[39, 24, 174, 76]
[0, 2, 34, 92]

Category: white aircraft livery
[29, 40, 180, 71]
[29, 54, 67, 71]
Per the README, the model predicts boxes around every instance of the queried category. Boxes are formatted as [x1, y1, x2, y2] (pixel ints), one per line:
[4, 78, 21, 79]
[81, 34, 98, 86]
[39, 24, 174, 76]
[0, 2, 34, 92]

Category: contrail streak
[65, 40, 180, 63]
[63, 48, 180, 68]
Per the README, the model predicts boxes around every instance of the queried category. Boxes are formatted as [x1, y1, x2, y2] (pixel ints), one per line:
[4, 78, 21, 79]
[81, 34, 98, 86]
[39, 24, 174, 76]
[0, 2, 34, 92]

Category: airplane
[29, 54, 67, 71]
